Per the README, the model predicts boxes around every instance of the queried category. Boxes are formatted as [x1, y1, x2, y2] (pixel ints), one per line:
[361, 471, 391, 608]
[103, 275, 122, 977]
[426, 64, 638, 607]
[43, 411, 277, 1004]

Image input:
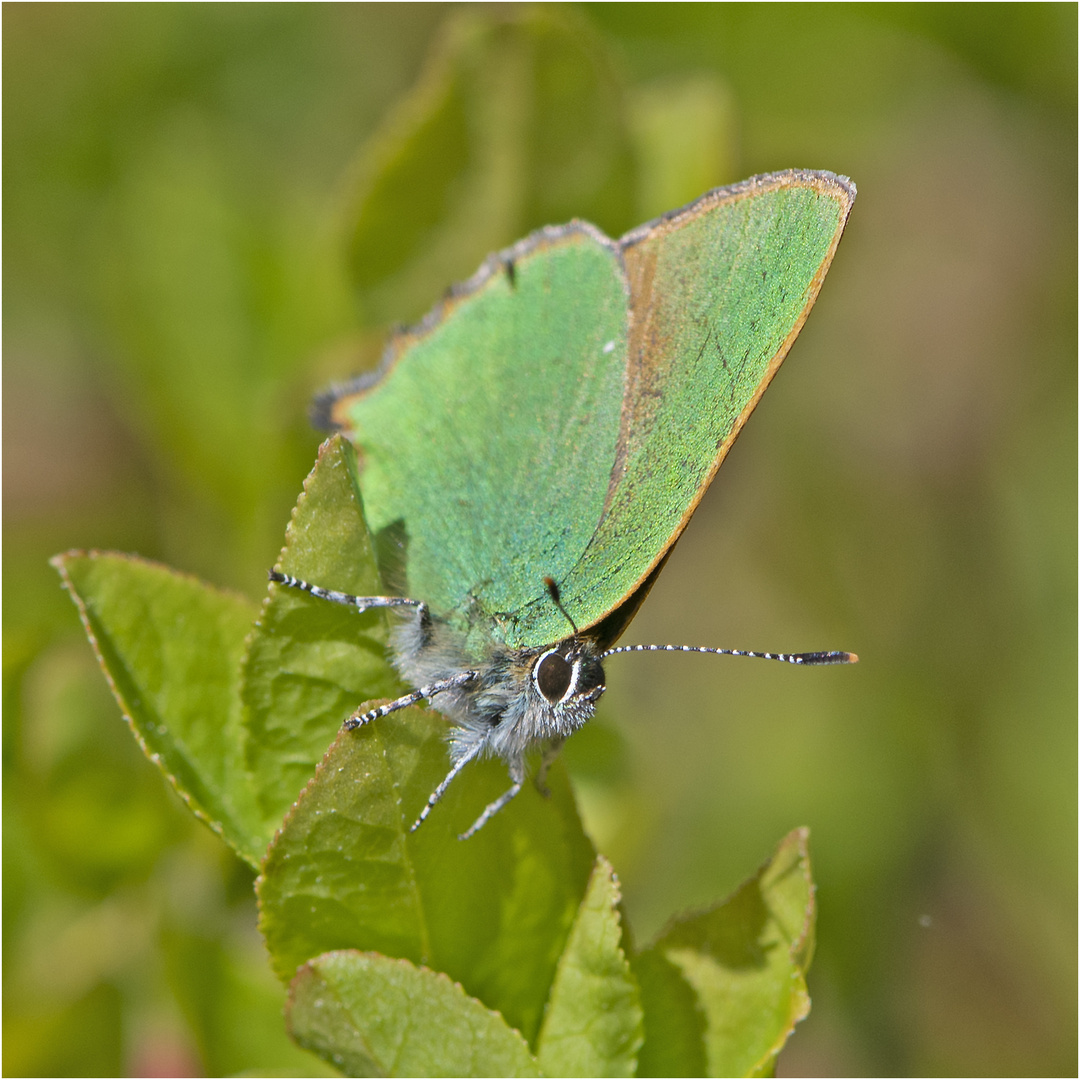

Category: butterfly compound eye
[534, 649, 573, 704]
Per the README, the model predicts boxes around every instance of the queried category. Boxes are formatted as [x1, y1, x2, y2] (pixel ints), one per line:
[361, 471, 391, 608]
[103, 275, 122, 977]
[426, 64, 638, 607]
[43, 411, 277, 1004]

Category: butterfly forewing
[323, 171, 855, 652]
[545, 172, 856, 646]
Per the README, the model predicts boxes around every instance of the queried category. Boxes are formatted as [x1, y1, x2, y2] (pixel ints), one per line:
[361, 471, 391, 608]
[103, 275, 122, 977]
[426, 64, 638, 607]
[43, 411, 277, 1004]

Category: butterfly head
[525, 577, 607, 727]
[531, 638, 606, 711]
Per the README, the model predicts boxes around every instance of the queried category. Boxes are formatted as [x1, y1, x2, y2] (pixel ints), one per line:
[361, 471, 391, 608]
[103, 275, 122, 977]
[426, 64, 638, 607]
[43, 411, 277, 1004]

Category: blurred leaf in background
[343, 6, 636, 327]
[4, 3, 1075, 1076]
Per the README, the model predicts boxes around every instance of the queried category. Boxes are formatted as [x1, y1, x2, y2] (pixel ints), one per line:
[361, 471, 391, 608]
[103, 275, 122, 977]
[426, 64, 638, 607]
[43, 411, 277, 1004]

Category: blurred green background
[4, 4, 1075, 1076]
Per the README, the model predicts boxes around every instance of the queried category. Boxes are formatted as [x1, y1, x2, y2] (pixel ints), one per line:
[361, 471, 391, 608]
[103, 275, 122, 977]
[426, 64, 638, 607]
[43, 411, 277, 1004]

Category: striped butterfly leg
[410, 748, 528, 841]
[270, 569, 492, 837]
[458, 756, 527, 841]
[271, 569, 476, 730]
[268, 569, 430, 625]
[409, 743, 482, 834]
[343, 670, 478, 731]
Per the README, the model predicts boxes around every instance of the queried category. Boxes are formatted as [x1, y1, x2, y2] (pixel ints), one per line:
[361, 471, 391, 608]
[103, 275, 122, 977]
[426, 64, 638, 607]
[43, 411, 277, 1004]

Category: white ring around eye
[562, 659, 581, 703]
[532, 648, 581, 704]
[533, 648, 557, 674]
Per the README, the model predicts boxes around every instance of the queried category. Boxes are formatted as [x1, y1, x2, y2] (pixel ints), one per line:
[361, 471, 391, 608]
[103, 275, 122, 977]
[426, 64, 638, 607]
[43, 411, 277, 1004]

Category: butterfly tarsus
[268, 569, 429, 625]
[410, 750, 479, 832]
[412, 752, 527, 840]
[459, 773, 525, 841]
[342, 670, 479, 731]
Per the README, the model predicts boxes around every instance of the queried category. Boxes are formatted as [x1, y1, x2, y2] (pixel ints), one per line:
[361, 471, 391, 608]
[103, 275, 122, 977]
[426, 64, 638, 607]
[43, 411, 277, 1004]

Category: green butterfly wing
[323, 170, 855, 650]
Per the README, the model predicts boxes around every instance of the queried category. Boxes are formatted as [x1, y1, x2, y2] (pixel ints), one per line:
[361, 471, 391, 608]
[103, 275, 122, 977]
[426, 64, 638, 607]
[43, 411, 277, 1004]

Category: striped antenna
[601, 643, 858, 666]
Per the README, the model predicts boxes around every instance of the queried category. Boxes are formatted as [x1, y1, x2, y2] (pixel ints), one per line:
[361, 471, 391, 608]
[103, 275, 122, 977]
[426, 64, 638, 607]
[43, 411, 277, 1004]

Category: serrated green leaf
[241, 435, 403, 833]
[288, 950, 543, 1078]
[345, 7, 633, 328]
[257, 707, 595, 1045]
[50, 551, 265, 864]
[634, 828, 816, 1078]
[536, 855, 643, 1078]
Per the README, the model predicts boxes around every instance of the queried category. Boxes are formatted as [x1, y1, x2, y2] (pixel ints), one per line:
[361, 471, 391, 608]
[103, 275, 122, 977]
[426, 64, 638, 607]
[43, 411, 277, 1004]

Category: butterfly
[272, 169, 857, 839]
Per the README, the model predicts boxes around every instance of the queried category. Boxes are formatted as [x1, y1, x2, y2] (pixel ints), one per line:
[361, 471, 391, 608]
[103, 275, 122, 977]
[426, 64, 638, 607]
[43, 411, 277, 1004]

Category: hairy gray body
[390, 611, 606, 837]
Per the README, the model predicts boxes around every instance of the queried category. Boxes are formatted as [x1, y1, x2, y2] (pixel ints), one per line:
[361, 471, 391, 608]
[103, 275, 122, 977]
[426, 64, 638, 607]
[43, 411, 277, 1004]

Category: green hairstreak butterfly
[272, 169, 858, 838]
